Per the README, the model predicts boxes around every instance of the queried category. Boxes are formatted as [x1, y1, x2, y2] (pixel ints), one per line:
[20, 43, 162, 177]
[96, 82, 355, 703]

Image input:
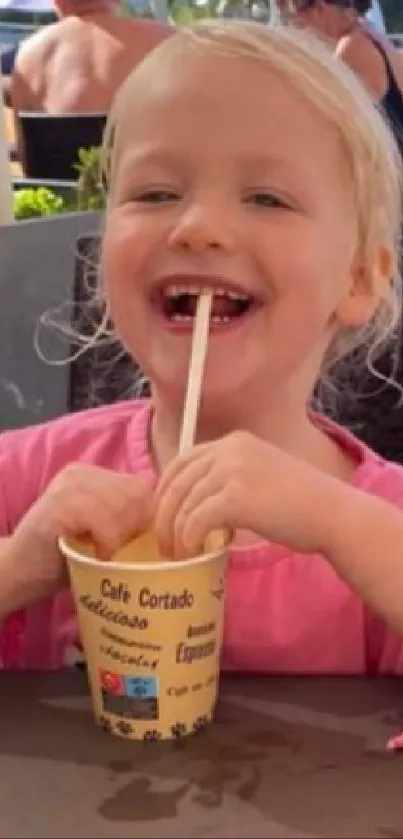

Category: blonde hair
[99, 20, 402, 392]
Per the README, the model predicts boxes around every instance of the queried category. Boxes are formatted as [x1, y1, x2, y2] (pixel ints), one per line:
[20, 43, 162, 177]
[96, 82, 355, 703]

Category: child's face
[102, 47, 368, 410]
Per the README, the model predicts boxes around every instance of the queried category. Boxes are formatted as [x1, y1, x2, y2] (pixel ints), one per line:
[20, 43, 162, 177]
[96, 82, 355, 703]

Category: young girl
[2, 20, 403, 678]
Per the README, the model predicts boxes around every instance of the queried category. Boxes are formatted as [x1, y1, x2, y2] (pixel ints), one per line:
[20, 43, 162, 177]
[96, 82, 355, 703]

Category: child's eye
[135, 188, 180, 204]
[244, 192, 290, 209]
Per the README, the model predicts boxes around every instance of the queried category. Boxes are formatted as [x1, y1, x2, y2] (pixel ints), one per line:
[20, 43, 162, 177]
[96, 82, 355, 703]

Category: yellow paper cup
[60, 530, 228, 741]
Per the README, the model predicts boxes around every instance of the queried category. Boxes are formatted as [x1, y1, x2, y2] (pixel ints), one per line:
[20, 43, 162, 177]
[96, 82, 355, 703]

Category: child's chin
[160, 373, 234, 403]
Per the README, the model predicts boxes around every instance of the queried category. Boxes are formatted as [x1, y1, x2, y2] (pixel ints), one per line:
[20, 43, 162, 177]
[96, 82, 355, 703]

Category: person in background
[10, 0, 172, 115]
[277, 0, 403, 155]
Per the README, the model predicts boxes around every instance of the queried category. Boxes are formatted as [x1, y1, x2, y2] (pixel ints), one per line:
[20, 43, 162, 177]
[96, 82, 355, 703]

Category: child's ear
[336, 246, 394, 327]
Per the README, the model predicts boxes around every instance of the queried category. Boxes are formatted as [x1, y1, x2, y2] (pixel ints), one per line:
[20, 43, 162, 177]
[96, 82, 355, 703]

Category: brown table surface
[1, 671, 403, 838]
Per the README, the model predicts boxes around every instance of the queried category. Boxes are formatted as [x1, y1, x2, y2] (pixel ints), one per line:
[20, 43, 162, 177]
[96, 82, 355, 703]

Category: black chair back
[19, 112, 107, 180]
[318, 332, 403, 464]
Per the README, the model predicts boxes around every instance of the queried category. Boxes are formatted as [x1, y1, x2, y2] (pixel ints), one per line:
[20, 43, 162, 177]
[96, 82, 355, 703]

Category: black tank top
[367, 35, 403, 156]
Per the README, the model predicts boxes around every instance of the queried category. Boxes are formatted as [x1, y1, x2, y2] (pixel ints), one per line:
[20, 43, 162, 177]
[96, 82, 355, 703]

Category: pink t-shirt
[1, 398, 403, 673]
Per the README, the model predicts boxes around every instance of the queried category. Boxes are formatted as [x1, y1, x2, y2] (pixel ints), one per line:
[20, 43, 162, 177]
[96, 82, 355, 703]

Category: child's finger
[61, 498, 130, 561]
[172, 472, 222, 554]
[178, 490, 229, 559]
[155, 456, 212, 557]
[155, 443, 212, 504]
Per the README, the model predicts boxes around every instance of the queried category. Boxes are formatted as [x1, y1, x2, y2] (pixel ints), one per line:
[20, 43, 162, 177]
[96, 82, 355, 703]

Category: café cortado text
[78, 577, 195, 630]
[100, 578, 194, 609]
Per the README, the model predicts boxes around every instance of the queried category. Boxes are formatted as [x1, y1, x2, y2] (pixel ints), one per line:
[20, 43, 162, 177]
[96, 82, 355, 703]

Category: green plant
[168, 0, 218, 24]
[13, 145, 107, 220]
[13, 187, 67, 219]
[74, 146, 106, 212]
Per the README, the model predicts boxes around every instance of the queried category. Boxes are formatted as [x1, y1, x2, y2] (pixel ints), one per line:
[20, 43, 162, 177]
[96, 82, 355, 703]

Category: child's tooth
[227, 290, 248, 301]
[167, 285, 180, 297]
[167, 285, 202, 297]
[171, 313, 193, 322]
[166, 285, 248, 299]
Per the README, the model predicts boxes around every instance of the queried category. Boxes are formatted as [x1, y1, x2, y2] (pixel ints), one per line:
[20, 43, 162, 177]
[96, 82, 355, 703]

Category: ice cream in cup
[60, 529, 228, 740]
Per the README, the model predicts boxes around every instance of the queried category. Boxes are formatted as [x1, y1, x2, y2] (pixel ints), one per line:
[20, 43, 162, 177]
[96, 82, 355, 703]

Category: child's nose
[168, 202, 237, 253]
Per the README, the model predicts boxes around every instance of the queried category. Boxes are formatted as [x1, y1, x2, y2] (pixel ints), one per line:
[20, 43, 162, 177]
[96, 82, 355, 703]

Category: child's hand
[8, 465, 154, 602]
[155, 432, 339, 559]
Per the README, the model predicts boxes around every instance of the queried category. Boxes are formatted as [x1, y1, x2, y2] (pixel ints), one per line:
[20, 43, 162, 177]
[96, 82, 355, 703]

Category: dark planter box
[0, 211, 101, 431]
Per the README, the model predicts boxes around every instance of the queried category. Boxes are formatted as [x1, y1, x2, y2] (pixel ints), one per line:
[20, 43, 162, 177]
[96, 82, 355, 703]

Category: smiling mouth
[155, 283, 257, 325]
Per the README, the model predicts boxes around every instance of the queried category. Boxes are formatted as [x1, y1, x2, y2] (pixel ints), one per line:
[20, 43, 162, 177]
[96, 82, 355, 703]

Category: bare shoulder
[337, 30, 381, 65]
[336, 30, 388, 98]
[12, 22, 60, 107]
[15, 21, 60, 70]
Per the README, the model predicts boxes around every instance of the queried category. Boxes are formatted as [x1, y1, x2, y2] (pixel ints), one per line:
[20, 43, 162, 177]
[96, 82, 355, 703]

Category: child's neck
[149, 395, 356, 485]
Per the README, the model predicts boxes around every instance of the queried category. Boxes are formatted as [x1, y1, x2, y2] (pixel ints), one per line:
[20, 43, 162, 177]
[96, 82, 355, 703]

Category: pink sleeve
[0, 446, 11, 536]
[0, 425, 79, 668]
[0, 429, 48, 667]
[0, 432, 28, 537]
[0, 440, 24, 666]
[362, 459, 403, 676]
[374, 621, 403, 752]
[366, 609, 403, 674]
[366, 605, 403, 753]
[0, 427, 45, 534]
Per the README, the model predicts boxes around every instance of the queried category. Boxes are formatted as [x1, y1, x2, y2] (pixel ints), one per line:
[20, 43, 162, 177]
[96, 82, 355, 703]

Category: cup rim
[58, 534, 228, 572]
